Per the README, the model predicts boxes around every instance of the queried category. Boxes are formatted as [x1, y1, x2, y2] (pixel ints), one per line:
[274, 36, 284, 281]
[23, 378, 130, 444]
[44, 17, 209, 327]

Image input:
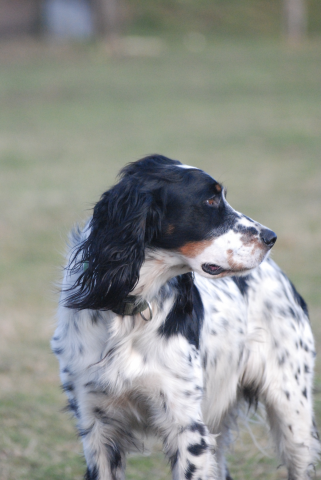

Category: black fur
[185, 461, 197, 480]
[187, 438, 208, 456]
[64, 180, 161, 311]
[158, 273, 204, 349]
[232, 275, 250, 297]
[243, 382, 260, 410]
[85, 465, 99, 480]
[289, 279, 309, 319]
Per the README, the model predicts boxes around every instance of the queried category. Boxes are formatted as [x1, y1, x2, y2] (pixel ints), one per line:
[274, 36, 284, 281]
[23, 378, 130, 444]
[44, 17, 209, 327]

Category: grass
[0, 36, 321, 479]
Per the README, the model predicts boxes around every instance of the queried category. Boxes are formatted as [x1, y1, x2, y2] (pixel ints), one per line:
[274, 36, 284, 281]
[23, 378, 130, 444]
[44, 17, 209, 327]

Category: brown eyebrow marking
[166, 224, 175, 235]
[178, 240, 213, 258]
[215, 184, 222, 193]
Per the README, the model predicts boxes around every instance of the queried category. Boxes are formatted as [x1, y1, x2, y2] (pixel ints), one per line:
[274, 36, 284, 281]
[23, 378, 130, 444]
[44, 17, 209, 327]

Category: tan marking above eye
[166, 224, 175, 235]
[215, 184, 222, 192]
[178, 240, 213, 258]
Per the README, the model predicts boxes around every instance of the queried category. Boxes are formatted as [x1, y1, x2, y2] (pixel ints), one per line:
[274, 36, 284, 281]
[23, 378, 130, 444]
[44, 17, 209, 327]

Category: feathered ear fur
[64, 178, 162, 311]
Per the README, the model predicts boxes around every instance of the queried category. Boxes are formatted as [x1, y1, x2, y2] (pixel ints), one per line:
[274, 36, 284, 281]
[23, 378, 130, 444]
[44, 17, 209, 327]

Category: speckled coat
[52, 155, 320, 480]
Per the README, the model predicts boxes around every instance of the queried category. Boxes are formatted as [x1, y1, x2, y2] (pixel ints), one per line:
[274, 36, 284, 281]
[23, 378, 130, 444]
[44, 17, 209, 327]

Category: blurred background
[0, 1, 321, 479]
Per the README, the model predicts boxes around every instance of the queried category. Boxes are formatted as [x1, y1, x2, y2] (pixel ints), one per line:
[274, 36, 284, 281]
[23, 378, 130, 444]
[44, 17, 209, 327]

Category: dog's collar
[112, 296, 153, 321]
[83, 262, 152, 321]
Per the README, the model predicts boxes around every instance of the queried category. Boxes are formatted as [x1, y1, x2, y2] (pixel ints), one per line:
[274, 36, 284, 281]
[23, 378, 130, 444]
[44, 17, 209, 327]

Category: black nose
[260, 228, 277, 248]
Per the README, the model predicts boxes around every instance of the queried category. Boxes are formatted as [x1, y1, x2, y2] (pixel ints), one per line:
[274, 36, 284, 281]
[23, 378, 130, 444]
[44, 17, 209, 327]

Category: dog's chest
[196, 275, 250, 376]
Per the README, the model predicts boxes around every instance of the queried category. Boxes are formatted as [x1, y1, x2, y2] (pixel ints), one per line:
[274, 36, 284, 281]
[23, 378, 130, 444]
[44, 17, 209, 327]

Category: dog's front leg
[81, 417, 126, 480]
[153, 346, 217, 480]
[168, 421, 217, 480]
[75, 392, 132, 480]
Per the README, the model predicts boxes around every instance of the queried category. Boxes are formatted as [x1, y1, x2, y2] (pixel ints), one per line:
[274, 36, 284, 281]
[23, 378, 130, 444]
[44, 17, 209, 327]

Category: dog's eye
[205, 197, 217, 206]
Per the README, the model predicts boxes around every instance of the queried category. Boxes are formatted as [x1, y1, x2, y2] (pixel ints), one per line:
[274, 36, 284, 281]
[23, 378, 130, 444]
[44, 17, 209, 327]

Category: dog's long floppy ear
[64, 179, 162, 311]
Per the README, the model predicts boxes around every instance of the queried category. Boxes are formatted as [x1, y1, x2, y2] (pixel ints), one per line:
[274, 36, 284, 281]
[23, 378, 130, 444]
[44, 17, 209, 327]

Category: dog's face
[150, 164, 276, 279]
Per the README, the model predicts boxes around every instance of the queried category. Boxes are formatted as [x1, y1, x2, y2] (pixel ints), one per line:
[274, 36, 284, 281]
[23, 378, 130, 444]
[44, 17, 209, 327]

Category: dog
[52, 154, 320, 480]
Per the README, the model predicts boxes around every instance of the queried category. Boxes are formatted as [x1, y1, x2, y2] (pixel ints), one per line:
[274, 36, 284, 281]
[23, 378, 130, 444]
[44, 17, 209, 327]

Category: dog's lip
[201, 263, 225, 275]
[202, 263, 254, 277]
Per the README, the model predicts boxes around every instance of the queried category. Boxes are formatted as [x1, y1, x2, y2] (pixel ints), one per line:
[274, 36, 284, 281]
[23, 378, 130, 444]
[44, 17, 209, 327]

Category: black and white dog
[52, 155, 319, 480]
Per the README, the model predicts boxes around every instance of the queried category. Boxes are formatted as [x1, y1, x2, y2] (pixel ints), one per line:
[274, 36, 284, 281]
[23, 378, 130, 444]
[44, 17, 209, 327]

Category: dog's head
[65, 154, 276, 310]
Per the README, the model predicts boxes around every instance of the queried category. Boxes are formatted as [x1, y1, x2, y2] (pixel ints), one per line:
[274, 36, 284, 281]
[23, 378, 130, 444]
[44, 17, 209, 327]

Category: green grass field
[0, 37, 321, 479]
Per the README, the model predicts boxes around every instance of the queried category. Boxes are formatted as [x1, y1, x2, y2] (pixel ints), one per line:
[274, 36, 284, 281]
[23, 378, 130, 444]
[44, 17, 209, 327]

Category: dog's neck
[131, 248, 191, 301]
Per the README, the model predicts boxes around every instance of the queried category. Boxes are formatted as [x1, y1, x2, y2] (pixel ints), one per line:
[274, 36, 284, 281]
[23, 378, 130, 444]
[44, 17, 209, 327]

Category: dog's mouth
[202, 263, 254, 277]
[202, 263, 225, 276]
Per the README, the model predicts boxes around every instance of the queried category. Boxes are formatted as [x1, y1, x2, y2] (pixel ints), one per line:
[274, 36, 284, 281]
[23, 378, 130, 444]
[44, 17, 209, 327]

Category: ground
[0, 36, 321, 480]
